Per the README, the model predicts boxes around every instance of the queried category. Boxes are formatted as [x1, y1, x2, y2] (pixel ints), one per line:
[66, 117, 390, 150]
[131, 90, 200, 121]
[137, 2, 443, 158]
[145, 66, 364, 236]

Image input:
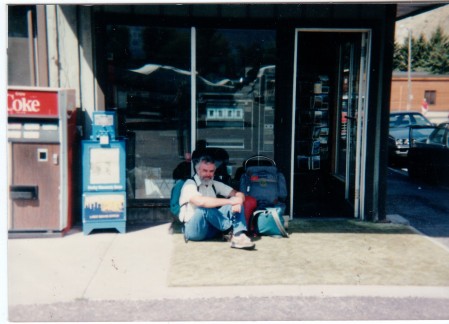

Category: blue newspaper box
[81, 111, 126, 234]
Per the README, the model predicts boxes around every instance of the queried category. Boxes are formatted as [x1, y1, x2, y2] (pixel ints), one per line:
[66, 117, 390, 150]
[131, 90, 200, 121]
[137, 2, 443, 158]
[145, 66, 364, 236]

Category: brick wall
[390, 75, 449, 113]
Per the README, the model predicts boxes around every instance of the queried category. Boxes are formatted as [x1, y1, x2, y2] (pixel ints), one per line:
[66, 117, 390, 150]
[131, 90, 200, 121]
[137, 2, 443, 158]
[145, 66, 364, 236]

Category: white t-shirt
[179, 174, 233, 222]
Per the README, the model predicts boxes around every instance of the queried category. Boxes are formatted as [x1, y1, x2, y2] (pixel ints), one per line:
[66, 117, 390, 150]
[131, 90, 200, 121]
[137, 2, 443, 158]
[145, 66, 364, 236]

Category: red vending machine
[7, 87, 77, 235]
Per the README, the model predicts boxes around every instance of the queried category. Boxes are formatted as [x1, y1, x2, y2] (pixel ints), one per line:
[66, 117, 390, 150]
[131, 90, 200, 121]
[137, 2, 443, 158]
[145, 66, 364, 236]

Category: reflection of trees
[197, 29, 276, 85]
[107, 26, 277, 86]
[106, 25, 131, 65]
[237, 42, 276, 83]
[142, 28, 190, 70]
[197, 29, 233, 81]
[106, 26, 278, 122]
[107, 26, 191, 69]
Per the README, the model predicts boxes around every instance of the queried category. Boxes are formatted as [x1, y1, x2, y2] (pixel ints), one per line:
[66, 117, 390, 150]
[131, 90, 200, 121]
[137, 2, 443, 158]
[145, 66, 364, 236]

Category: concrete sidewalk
[6, 218, 449, 321]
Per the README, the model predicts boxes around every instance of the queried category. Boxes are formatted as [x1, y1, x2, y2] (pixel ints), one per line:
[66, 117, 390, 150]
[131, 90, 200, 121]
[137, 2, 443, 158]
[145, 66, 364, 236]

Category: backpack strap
[268, 207, 289, 238]
[191, 175, 217, 196]
[190, 176, 200, 191]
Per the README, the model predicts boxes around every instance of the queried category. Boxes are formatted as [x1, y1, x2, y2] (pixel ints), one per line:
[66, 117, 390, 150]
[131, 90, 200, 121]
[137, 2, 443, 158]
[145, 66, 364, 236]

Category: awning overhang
[396, 2, 447, 20]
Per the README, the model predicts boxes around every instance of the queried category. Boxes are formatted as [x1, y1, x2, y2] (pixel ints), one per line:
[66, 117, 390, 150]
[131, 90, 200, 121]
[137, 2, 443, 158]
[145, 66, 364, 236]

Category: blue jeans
[184, 205, 247, 241]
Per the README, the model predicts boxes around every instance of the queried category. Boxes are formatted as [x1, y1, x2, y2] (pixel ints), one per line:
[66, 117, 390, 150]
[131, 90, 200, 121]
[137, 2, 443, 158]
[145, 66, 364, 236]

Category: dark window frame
[424, 90, 436, 105]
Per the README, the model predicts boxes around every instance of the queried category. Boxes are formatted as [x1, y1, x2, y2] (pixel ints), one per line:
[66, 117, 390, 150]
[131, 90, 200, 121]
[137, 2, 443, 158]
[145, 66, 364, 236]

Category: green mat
[168, 219, 449, 287]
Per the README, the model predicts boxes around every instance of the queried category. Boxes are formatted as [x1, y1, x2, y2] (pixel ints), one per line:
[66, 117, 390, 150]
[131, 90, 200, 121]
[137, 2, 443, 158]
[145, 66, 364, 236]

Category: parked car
[408, 123, 449, 184]
[388, 112, 433, 165]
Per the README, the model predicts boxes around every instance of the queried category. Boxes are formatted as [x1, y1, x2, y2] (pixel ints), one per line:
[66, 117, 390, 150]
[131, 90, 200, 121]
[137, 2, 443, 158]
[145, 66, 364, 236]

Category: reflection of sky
[111, 25, 277, 95]
[126, 26, 191, 60]
[129, 26, 145, 60]
[112, 25, 276, 82]
[210, 29, 276, 81]
[219, 29, 276, 49]
[110, 25, 275, 61]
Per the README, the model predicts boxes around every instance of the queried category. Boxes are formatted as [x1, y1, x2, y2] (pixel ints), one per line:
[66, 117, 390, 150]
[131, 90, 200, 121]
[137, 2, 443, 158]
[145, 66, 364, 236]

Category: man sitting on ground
[179, 155, 255, 250]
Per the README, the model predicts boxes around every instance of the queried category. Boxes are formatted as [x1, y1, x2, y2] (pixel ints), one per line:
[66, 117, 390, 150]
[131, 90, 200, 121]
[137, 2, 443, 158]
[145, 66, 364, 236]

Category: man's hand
[229, 196, 243, 206]
[229, 196, 243, 213]
[231, 204, 242, 213]
[229, 190, 246, 203]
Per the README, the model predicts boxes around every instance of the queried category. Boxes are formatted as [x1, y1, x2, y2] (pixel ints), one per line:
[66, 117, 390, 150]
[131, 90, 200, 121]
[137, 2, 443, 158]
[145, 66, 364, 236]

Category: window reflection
[196, 29, 276, 179]
[106, 26, 191, 199]
[106, 26, 276, 200]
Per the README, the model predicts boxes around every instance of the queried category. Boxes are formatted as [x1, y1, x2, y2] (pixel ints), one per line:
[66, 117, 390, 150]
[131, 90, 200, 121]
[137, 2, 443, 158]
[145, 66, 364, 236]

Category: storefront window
[106, 26, 191, 200]
[106, 25, 276, 201]
[196, 28, 276, 178]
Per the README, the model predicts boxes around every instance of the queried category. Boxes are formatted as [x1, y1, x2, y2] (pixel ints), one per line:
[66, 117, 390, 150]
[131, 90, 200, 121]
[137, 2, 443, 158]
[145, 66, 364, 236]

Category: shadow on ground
[170, 217, 415, 236]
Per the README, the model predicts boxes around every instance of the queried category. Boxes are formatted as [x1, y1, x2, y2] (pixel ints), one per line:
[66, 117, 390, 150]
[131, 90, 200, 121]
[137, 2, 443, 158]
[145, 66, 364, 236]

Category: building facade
[390, 72, 449, 123]
[8, 4, 403, 225]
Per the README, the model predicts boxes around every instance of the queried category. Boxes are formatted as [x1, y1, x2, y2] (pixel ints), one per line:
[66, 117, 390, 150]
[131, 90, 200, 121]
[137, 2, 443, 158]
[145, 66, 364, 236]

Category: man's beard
[201, 177, 213, 186]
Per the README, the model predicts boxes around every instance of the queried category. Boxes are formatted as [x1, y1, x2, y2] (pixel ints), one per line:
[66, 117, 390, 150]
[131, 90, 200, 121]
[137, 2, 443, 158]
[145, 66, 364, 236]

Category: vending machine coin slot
[10, 185, 39, 200]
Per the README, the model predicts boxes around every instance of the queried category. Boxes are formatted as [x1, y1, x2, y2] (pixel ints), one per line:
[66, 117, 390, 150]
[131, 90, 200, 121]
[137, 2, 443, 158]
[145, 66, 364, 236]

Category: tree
[413, 34, 429, 71]
[393, 25, 449, 75]
[393, 41, 407, 71]
[426, 26, 449, 74]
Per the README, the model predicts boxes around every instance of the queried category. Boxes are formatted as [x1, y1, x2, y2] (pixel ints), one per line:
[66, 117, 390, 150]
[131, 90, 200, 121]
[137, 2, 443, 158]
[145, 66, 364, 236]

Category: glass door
[335, 33, 369, 218]
[291, 29, 370, 218]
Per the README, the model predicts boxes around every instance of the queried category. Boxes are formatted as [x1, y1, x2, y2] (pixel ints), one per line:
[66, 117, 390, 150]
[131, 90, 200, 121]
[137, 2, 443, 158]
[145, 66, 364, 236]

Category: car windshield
[389, 113, 432, 128]
[428, 128, 447, 145]
[414, 114, 433, 126]
[410, 127, 434, 143]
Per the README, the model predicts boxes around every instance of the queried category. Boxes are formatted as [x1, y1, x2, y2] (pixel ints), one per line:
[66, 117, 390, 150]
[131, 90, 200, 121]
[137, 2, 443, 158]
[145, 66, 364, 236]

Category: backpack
[239, 155, 289, 238]
[239, 156, 287, 208]
[170, 179, 187, 217]
[250, 205, 289, 238]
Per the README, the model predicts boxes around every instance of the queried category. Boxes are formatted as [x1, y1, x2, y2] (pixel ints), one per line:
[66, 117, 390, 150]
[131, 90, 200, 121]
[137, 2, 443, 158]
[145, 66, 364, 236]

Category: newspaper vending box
[81, 111, 126, 235]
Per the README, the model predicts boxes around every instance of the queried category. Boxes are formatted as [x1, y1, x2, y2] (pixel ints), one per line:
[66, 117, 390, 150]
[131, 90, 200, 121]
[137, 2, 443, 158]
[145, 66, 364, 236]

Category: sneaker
[230, 233, 255, 250]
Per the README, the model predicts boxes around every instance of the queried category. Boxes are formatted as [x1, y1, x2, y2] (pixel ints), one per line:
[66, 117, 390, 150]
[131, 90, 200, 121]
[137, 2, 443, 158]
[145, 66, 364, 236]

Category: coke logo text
[8, 93, 41, 113]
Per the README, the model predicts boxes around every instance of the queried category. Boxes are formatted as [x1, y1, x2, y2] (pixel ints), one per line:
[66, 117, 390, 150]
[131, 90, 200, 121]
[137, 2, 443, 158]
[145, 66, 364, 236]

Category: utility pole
[406, 27, 412, 111]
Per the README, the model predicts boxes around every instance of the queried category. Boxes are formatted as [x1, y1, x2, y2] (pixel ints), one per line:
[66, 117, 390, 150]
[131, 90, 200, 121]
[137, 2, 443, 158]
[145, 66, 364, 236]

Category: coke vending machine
[7, 87, 77, 235]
